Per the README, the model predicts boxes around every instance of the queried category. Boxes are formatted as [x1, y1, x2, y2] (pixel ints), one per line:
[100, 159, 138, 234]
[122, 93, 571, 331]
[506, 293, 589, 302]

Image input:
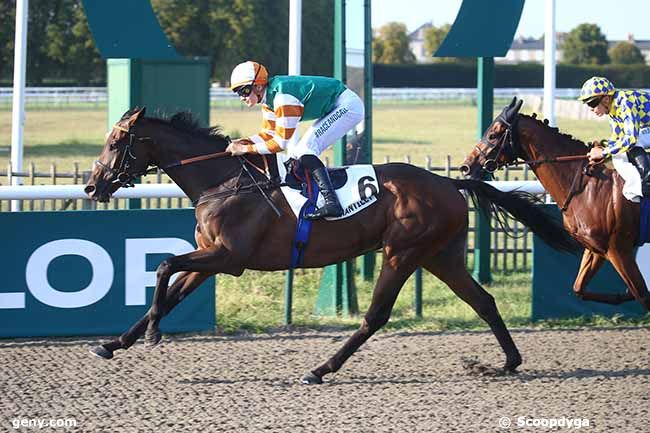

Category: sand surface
[2, 327, 649, 432]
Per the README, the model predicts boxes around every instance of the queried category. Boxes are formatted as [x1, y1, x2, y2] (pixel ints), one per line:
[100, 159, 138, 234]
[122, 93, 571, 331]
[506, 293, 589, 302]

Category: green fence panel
[107, 58, 211, 129]
[0, 209, 215, 337]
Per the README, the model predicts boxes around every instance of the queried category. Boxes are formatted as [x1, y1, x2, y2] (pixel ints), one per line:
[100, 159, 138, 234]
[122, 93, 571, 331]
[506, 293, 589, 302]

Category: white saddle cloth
[276, 153, 379, 221]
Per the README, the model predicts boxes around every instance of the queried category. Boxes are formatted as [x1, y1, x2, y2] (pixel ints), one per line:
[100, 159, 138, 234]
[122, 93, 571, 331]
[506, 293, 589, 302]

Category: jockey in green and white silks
[579, 76, 650, 202]
[226, 61, 365, 219]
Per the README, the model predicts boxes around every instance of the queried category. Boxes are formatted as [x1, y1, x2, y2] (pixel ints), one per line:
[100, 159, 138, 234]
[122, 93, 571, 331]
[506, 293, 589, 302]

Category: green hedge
[373, 63, 650, 88]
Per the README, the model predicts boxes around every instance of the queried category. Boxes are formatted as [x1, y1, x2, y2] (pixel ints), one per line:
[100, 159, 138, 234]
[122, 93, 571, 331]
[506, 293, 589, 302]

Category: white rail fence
[0, 180, 545, 201]
[0, 87, 589, 107]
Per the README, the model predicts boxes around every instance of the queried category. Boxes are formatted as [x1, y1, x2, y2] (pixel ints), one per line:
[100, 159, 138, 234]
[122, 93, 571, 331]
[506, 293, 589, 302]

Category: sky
[371, 0, 650, 41]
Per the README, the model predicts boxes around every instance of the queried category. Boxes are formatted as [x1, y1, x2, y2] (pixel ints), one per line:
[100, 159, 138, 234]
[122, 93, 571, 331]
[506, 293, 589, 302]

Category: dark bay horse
[461, 97, 650, 311]
[85, 107, 578, 384]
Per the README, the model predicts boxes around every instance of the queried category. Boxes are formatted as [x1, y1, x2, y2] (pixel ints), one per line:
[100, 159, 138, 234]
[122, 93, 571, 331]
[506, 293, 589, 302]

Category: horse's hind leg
[573, 249, 635, 304]
[607, 249, 650, 310]
[302, 257, 416, 384]
[90, 271, 209, 359]
[421, 245, 522, 372]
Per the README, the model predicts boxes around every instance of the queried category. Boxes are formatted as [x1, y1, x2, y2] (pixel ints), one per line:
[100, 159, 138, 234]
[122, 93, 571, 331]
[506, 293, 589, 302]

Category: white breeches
[287, 89, 365, 158]
[612, 152, 642, 203]
[611, 127, 650, 202]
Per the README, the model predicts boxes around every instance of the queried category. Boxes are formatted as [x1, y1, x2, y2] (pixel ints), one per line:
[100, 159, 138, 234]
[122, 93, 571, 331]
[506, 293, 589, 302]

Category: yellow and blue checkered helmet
[578, 76, 616, 102]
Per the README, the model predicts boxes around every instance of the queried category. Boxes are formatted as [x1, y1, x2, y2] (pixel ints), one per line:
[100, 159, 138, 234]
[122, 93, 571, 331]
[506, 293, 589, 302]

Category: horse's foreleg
[302, 258, 415, 384]
[422, 247, 521, 372]
[573, 249, 635, 304]
[90, 271, 210, 359]
[145, 246, 237, 346]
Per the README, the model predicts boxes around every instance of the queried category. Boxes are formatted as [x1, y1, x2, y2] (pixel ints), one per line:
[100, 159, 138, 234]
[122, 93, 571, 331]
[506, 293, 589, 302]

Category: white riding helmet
[230, 61, 268, 91]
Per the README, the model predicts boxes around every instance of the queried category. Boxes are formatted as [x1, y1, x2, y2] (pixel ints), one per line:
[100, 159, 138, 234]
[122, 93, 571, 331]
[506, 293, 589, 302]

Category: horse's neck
[147, 125, 236, 202]
[519, 120, 588, 204]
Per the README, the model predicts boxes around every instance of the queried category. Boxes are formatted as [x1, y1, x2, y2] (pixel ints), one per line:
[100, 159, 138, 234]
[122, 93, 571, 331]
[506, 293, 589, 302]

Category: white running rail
[0, 181, 545, 201]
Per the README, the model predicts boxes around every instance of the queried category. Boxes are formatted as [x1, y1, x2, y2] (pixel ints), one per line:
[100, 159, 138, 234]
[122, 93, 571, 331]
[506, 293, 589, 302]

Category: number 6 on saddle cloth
[277, 155, 379, 268]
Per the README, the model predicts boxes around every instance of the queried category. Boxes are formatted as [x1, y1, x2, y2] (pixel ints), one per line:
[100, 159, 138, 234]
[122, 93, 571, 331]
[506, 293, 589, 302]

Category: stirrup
[305, 204, 343, 220]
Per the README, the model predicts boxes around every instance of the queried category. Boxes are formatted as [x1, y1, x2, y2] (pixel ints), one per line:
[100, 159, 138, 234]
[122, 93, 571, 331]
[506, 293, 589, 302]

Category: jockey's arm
[241, 94, 305, 155]
[603, 96, 640, 158]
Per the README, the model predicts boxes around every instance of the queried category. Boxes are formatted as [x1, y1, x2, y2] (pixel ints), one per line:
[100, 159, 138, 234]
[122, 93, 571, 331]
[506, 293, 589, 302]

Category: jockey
[579, 76, 650, 201]
[225, 61, 365, 219]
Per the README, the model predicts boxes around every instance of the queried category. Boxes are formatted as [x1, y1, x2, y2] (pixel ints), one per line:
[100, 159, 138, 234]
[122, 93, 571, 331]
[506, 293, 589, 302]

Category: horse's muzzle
[84, 184, 111, 202]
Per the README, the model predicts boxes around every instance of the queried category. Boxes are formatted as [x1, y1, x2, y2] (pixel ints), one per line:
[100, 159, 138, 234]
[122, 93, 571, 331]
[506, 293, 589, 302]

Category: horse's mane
[145, 111, 228, 143]
[519, 112, 589, 152]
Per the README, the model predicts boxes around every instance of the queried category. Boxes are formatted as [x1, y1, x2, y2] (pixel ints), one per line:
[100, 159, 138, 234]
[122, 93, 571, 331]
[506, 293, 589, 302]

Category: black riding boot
[299, 155, 343, 220]
[628, 146, 650, 197]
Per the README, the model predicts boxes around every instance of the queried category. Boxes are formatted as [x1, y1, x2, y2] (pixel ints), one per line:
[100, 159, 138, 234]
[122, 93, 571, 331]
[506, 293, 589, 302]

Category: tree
[609, 41, 646, 65]
[423, 23, 451, 60]
[0, 1, 14, 82]
[561, 23, 609, 65]
[153, 0, 333, 84]
[372, 22, 415, 64]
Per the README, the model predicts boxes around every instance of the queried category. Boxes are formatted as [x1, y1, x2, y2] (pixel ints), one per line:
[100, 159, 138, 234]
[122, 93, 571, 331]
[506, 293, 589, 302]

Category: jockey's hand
[226, 138, 253, 156]
[588, 146, 605, 163]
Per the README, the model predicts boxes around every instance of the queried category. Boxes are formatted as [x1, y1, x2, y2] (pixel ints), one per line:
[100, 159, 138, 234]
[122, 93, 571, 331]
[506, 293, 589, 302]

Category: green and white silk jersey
[605, 89, 650, 157]
[246, 75, 347, 154]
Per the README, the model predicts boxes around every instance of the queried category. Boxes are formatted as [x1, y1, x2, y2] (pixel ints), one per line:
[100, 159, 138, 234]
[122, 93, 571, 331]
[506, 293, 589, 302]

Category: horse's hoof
[300, 371, 323, 385]
[89, 345, 113, 360]
[504, 354, 522, 373]
[144, 329, 162, 347]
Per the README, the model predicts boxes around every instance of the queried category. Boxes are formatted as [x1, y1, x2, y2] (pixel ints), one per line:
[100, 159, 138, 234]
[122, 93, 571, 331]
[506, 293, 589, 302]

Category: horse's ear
[509, 96, 517, 108]
[515, 98, 523, 113]
[127, 106, 146, 126]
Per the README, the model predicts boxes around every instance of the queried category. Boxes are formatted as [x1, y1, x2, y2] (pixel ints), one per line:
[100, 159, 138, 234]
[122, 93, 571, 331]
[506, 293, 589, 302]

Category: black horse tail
[452, 179, 581, 254]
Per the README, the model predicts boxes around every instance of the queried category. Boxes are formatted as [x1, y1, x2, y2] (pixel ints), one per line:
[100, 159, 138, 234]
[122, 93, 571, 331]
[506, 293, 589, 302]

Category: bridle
[476, 114, 522, 173]
[475, 113, 596, 211]
[95, 123, 153, 188]
[476, 114, 590, 173]
[95, 122, 280, 214]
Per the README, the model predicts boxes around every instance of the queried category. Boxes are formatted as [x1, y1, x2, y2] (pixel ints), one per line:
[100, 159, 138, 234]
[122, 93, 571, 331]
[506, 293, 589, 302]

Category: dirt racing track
[2, 327, 650, 432]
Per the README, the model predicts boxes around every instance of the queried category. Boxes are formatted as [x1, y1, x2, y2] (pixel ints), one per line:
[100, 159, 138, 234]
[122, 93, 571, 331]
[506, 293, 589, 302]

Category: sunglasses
[234, 85, 253, 98]
[585, 96, 603, 108]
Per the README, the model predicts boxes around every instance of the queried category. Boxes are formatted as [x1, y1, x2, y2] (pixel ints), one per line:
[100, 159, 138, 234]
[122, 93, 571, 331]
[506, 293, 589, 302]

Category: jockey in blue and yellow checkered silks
[579, 76, 650, 157]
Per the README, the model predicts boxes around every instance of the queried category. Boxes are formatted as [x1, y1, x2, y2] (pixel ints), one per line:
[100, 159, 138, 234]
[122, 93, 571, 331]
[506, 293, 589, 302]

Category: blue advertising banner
[0, 209, 215, 337]
[532, 206, 646, 320]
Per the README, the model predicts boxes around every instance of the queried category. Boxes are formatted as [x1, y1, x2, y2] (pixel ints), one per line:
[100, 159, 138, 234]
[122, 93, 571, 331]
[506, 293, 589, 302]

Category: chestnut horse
[461, 97, 650, 311]
[85, 107, 577, 384]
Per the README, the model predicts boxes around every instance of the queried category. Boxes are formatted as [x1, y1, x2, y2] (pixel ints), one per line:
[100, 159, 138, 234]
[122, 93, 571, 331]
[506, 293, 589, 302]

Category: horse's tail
[451, 179, 580, 254]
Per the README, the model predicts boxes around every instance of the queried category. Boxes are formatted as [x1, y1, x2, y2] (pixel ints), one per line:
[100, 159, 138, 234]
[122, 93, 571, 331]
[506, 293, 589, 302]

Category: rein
[521, 154, 588, 166]
[103, 123, 280, 212]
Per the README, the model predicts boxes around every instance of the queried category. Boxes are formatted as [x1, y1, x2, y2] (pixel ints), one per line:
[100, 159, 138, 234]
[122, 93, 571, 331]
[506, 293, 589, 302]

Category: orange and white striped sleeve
[246, 94, 304, 154]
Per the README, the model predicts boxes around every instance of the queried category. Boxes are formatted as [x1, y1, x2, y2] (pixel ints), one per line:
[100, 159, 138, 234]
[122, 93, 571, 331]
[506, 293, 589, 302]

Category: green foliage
[1, 0, 334, 85]
[561, 23, 610, 65]
[609, 41, 646, 65]
[0, 0, 104, 85]
[0, 1, 14, 80]
[423, 23, 451, 61]
[372, 22, 415, 64]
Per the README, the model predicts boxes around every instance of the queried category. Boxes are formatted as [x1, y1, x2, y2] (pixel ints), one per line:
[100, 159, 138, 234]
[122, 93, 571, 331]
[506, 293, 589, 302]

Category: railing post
[284, 269, 294, 325]
[414, 267, 422, 318]
[473, 57, 493, 284]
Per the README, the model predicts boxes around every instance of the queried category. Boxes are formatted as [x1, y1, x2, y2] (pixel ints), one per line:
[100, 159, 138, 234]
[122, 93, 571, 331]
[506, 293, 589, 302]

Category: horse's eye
[488, 134, 497, 140]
